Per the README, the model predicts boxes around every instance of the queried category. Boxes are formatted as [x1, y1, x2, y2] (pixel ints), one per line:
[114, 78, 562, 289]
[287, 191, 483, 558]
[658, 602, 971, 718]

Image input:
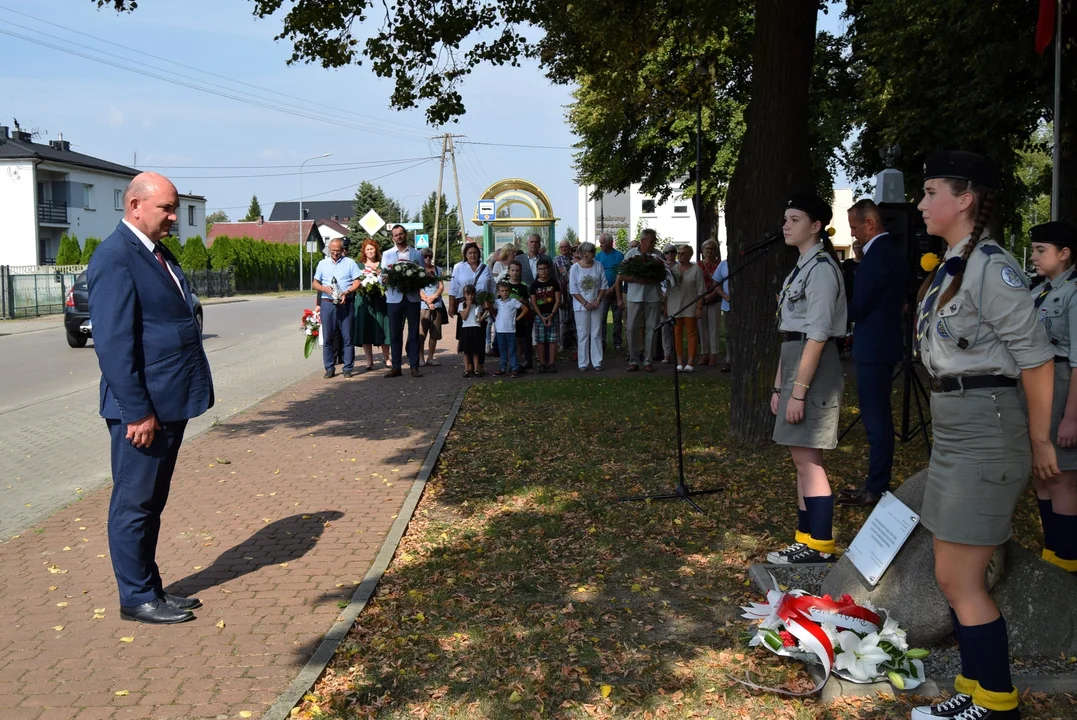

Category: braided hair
[916, 180, 996, 305]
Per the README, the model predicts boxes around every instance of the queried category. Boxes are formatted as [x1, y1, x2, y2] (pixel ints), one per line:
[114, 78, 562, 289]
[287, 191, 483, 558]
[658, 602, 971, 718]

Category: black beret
[1030, 221, 1077, 248]
[786, 193, 832, 226]
[923, 151, 1000, 190]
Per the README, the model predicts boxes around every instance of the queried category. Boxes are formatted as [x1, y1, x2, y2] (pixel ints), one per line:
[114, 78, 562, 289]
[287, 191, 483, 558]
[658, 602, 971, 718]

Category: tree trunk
[724, 0, 818, 443]
[1058, 0, 1076, 224]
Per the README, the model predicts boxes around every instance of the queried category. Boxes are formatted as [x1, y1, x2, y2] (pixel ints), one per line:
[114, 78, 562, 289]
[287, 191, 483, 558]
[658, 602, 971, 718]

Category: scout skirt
[922, 386, 1030, 546]
[1051, 360, 1077, 471]
[772, 339, 844, 449]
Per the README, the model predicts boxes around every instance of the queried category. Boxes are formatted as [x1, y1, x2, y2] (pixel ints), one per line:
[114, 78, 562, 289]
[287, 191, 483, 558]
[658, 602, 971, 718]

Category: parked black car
[64, 271, 203, 348]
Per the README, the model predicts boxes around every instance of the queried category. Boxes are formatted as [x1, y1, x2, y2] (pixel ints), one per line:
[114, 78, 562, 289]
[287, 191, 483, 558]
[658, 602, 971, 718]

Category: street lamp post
[299, 153, 332, 291]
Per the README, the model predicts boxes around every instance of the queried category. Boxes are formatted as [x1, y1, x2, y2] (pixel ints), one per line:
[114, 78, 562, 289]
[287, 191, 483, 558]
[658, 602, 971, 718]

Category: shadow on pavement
[166, 510, 344, 595]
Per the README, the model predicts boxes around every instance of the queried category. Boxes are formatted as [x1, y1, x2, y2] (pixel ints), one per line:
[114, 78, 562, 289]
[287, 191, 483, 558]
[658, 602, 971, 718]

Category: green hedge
[56, 232, 82, 265]
[181, 235, 210, 271]
[209, 235, 311, 292]
[161, 236, 183, 261]
[80, 237, 102, 264]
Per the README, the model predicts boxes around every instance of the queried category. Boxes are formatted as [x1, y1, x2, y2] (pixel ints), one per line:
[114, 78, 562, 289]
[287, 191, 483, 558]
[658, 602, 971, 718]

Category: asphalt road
[0, 295, 318, 537]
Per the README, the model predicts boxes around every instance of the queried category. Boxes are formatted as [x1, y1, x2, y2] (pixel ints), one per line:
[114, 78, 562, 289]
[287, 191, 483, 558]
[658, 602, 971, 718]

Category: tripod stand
[619, 240, 774, 512]
[836, 301, 931, 454]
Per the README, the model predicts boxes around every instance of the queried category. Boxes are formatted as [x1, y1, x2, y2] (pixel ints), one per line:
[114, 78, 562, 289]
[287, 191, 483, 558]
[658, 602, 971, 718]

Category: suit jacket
[849, 233, 909, 365]
[519, 253, 553, 287]
[87, 222, 215, 423]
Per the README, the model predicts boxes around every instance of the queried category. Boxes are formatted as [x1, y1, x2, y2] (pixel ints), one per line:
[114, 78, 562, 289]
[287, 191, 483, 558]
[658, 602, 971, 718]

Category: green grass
[299, 376, 1068, 720]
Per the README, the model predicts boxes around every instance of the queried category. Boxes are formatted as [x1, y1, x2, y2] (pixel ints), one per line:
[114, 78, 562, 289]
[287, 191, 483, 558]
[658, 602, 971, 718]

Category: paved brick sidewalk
[0, 337, 467, 720]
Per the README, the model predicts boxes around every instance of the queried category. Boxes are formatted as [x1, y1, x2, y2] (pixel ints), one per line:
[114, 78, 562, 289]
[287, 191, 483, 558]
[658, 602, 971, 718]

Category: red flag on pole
[1036, 0, 1056, 54]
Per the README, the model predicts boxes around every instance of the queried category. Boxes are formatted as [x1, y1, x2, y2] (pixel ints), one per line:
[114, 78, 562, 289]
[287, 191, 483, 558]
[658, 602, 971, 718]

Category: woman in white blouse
[449, 242, 494, 375]
[666, 244, 705, 371]
[568, 242, 610, 371]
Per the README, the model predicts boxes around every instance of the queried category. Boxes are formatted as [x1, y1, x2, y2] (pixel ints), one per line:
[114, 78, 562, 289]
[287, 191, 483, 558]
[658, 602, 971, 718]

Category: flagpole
[1052, 0, 1062, 221]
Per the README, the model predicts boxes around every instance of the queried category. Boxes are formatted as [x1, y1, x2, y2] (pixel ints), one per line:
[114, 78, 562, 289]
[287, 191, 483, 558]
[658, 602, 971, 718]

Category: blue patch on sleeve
[979, 244, 1003, 256]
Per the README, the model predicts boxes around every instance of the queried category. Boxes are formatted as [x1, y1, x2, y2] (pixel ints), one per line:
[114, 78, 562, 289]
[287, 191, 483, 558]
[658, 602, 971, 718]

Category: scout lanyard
[915, 268, 948, 352]
[775, 250, 828, 321]
[1034, 269, 1077, 308]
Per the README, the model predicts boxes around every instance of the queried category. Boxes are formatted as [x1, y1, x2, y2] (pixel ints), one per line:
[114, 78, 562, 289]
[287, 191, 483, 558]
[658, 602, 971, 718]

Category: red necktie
[154, 245, 183, 297]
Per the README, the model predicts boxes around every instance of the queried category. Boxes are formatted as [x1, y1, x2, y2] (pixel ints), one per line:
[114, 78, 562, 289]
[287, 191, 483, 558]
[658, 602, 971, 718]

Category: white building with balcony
[0, 125, 206, 266]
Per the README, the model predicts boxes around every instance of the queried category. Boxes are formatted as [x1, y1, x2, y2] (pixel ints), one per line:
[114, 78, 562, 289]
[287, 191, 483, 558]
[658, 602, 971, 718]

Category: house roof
[0, 131, 139, 177]
[269, 200, 354, 222]
[207, 220, 318, 247]
[318, 218, 350, 235]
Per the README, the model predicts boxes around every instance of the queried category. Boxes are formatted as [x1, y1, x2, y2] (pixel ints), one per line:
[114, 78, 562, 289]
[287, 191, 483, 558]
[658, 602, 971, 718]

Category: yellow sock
[1041, 548, 1057, 562]
[805, 535, 835, 554]
[972, 684, 1018, 712]
[795, 529, 811, 545]
[953, 674, 977, 696]
[1045, 552, 1077, 572]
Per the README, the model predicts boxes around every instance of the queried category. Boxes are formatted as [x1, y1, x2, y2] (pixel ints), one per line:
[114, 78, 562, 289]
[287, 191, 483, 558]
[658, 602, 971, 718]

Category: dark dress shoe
[323, 369, 335, 379]
[839, 490, 882, 508]
[342, 369, 354, 378]
[385, 368, 403, 378]
[161, 593, 202, 610]
[410, 368, 422, 377]
[120, 600, 195, 624]
[838, 486, 862, 498]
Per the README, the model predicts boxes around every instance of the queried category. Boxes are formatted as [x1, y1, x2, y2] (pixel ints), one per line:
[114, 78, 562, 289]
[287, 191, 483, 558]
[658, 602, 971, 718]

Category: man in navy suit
[87, 172, 214, 624]
[839, 199, 908, 507]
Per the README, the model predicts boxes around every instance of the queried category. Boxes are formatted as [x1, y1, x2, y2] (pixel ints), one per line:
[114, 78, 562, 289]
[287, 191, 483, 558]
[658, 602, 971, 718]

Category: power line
[457, 140, 576, 150]
[0, 23, 431, 143]
[164, 156, 439, 179]
[0, 4, 433, 141]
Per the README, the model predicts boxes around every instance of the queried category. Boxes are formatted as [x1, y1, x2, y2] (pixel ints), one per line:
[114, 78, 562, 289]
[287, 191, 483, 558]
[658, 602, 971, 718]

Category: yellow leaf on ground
[94, 608, 106, 613]
[114, 690, 129, 696]
[193, 565, 203, 570]
[48, 586, 58, 591]
[239, 712, 253, 718]
[62, 546, 71, 551]
[56, 602, 68, 607]
[215, 620, 226, 629]
[52, 625, 64, 631]
[601, 685, 613, 698]
[508, 690, 522, 703]
[47, 565, 67, 574]
[97, 554, 106, 558]
[120, 636, 134, 643]
[92, 614, 105, 619]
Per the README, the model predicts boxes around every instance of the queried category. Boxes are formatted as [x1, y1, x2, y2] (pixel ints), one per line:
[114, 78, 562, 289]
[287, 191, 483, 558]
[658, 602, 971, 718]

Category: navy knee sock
[797, 509, 810, 535]
[1053, 512, 1077, 563]
[1038, 498, 1055, 551]
[961, 616, 1012, 694]
[949, 607, 977, 682]
[803, 495, 834, 553]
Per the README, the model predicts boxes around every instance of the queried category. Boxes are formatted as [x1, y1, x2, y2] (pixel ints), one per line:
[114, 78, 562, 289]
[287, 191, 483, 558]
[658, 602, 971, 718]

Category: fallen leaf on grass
[509, 690, 522, 703]
[600, 685, 613, 698]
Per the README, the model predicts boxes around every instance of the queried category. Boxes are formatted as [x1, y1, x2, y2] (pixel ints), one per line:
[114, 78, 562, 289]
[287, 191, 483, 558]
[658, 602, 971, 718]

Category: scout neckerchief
[1035, 269, 1077, 309]
[914, 262, 953, 353]
[775, 249, 828, 321]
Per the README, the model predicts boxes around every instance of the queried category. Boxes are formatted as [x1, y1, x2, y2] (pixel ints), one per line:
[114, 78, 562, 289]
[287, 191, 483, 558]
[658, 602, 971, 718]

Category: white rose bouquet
[385, 260, 430, 295]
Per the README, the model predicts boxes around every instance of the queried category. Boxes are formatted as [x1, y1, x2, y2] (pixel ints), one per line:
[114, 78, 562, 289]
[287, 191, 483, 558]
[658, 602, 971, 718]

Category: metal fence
[0, 265, 235, 319]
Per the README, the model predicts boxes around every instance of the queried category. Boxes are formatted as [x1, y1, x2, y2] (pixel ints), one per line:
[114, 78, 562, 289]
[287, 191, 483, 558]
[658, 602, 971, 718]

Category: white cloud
[106, 107, 124, 127]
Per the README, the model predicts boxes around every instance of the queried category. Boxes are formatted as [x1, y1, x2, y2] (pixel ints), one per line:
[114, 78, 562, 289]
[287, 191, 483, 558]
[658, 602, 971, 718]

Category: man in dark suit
[839, 199, 908, 508]
[87, 172, 215, 624]
[519, 233, 553, 368]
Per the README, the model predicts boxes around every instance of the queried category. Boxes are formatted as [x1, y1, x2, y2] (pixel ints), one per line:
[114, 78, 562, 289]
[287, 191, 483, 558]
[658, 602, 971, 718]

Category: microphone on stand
[740, 229, 784, 256]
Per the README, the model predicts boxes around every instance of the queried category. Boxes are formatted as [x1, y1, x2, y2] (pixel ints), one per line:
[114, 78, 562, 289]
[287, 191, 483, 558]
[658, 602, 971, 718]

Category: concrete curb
[748, 563, 1077, 700]
[198, 297, 249, 306]
[261, 385, 469, 720]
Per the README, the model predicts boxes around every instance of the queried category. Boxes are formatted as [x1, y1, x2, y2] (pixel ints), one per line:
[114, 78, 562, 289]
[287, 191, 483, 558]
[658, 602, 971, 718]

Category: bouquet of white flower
[385, 260, 430, 294]
[738, 575, 928, 695]
[357, 267, 385, 299]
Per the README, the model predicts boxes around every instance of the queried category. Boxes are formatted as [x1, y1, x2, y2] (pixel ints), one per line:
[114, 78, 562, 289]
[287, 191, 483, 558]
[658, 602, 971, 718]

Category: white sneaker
[676, 364, 684, 371]
[684, 364, 695, 372]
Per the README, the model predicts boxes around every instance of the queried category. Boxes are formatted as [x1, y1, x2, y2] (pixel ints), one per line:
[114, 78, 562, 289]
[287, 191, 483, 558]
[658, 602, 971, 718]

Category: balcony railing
[37, 200, 68, 224]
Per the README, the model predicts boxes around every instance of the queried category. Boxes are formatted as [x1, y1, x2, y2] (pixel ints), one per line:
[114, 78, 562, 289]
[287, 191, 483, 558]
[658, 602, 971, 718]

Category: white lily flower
[878, 614, 908, 651]
[833, 631, 890, 682]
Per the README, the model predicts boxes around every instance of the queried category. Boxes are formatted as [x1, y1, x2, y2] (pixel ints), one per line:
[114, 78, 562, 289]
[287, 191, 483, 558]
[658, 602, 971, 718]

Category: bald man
[87, 172, 214, 624]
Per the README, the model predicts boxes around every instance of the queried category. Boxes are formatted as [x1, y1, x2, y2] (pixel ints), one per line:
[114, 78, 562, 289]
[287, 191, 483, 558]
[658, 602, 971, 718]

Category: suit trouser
[388, 298, 421, 369]
[518, 319, 535, 366]
[600, 296, 624, 349]
[107, 418, 188, 607]
[320, 298, 354, 372]
[856, 361, 896, 494]
[626, 300, 662, 365]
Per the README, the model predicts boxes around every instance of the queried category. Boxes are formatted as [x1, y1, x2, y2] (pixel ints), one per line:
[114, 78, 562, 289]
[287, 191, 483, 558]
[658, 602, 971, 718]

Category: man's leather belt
[929, 375, 1017, 393]
[1055, 355, 1070, 364]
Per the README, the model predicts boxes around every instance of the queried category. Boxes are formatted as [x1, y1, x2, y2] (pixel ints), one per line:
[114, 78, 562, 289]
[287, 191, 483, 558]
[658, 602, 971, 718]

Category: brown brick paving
[1, 322, 716, 719]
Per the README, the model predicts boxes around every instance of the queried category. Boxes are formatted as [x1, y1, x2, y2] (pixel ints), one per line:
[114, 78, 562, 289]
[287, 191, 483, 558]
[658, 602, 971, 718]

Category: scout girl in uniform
[767, 193, 847, 566]
[1029, 220, 1077, 574]
[911, 151, 1056, 720]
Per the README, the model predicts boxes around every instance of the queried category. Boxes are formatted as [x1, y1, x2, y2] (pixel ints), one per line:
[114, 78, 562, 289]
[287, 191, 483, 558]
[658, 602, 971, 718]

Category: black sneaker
[772, 545, 834, 565]
[765, 542, 806, 564]
[323, 369, 335, 379]
[911, 694, 973, 719]
[947, 704, 1019, 720]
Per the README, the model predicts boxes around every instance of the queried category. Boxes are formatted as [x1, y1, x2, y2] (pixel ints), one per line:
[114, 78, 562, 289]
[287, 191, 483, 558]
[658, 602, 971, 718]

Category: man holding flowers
[381, 224, 425, 378]
[617, 228, 670, 372]
[312, 238, 362, 378]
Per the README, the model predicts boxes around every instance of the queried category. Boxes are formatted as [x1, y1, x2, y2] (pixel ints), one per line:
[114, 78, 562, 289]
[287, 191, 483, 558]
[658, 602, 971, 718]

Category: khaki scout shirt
[920, 236, 1052, 378]
[1032, 269, 1077, 367]
[777, 243, 847, 342]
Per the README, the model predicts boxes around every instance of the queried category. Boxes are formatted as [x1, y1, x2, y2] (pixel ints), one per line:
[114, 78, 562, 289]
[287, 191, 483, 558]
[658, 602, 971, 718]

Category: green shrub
[56, 232, 82, 265]
[181, 235, 210, 271]
[80, 237, 101, 264]
[161, 236, 184, 262]
[209, 235, 305, 292]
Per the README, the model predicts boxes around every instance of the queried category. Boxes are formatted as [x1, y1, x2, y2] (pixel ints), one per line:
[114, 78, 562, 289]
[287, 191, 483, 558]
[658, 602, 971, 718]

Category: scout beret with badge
[786, 193, 833, 226]
[922, 150, 1000, 190]
[1030, 221, 1077, 249]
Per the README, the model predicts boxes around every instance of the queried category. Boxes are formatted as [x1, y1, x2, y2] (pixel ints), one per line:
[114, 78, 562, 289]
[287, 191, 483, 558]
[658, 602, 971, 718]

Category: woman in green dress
[353, 238, 391, 371]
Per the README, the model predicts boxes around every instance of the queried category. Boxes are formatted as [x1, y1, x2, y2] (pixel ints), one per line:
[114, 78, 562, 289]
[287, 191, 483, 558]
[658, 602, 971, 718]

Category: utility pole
[448, 135, 467, 253]
[431, 135, 448, 261]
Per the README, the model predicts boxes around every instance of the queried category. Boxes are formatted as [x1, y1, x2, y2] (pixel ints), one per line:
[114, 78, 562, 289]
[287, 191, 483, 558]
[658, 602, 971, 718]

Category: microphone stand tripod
[618, 237, 778, 512]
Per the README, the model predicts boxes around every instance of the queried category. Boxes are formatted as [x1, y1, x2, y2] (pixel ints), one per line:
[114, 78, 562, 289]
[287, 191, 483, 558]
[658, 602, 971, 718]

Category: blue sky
[2, 1, 848, 237]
